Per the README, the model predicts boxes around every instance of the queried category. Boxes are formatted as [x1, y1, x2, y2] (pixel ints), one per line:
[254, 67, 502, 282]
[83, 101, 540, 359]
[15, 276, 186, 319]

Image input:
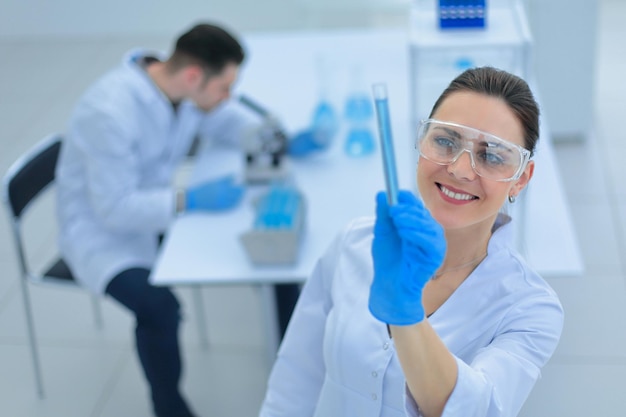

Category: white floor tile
[98, 345, 268, 417]
[182, 346, 268, 416]
[96, 351, 153, 417]
[0, 283, 132, 345]
[614, 202, 626, 250]
[566, 201, 623, 275]
[0, 344, 128, 417]
[552, 138, 610, 203]
[0, 261, 19, 303]
[520, 360, 626, 417]
[605, 147, 626, 203]
[548, 273, 626, 358]
[176, 286, 265, 349]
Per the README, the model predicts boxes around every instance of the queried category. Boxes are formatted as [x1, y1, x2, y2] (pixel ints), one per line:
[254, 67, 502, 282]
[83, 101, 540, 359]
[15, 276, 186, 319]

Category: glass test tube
[372, 83, 399, 205]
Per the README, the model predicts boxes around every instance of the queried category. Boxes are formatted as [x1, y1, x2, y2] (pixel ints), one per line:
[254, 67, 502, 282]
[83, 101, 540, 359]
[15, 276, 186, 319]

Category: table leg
[191, 287, 210, 350]
[257, 283, 280, 368]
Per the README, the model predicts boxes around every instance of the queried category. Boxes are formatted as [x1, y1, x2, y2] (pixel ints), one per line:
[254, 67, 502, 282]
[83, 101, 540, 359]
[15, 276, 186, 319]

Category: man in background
[56, 22, 306, 417]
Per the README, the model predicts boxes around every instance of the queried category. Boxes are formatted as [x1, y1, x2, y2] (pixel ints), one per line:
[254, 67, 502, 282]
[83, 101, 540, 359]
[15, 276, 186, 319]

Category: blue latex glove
[185, 175, 245, 212]
[369, 190, 447, 325]
[287, 129, 326, 158]
[288, 101, 339, 157]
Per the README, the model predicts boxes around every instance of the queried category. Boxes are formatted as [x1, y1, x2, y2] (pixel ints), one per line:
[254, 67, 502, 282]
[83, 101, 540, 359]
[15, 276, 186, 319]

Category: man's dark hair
[169, 23, 245, 76]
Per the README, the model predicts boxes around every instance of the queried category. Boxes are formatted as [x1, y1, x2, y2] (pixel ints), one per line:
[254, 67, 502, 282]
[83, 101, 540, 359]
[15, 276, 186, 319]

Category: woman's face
[417, 91, 534, 232]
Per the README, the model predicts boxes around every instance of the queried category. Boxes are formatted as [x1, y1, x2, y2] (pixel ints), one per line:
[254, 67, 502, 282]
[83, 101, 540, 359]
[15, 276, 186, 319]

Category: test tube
[372, 83, 399, 205]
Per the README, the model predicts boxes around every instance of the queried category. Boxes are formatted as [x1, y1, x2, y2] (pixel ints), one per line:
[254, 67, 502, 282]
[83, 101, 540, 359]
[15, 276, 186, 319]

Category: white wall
[0, 0, 312, 38]
[1, 0, 597, 142]
[0, 0, 199, 38]
[0, 0, 409, 39]
[525, 0, 598, 142]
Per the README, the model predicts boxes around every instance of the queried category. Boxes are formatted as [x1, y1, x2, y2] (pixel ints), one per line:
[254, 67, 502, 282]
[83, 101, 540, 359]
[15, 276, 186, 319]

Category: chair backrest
[3, 134, 62, 219]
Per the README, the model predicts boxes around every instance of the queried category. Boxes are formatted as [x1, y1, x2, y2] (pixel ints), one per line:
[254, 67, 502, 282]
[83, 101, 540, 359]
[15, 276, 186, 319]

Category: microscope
[236, 95, 307, 265]
[238, 95, 291, 184]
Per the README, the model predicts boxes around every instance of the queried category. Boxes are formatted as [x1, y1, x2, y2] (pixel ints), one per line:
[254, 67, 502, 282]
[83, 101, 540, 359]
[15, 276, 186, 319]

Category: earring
[508, 194, 516, 204]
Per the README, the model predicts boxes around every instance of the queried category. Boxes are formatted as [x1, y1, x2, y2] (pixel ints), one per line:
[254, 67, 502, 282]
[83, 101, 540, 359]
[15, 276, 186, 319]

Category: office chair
[2, 133, 103, 398]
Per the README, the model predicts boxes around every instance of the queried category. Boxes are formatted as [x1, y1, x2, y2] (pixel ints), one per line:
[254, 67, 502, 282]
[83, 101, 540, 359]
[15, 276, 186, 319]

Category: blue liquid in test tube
[372, 83, 399, 206]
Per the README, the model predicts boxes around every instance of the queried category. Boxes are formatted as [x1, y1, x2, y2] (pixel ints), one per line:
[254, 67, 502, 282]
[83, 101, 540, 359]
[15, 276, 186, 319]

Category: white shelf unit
[408, 0, 532, 127]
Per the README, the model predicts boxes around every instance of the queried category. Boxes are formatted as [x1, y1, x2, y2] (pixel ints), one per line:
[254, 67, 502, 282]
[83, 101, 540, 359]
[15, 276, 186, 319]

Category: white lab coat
[56, 50, 261, 294]
[259, 214, 564, 417]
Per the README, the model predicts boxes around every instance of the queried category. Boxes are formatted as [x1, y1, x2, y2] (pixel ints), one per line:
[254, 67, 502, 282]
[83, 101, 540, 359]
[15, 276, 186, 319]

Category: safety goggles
[416, 119, 531, 182]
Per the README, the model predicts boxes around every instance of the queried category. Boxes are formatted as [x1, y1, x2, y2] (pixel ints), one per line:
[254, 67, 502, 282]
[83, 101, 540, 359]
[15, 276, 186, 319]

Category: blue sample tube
[372, 83, 399, 206]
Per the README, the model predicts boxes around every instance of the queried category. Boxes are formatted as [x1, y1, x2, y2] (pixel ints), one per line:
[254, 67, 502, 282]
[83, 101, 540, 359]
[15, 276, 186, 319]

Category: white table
[152, 130, 414, 360]
[152, 28, 420, 361]
[150, 27, 583, 362]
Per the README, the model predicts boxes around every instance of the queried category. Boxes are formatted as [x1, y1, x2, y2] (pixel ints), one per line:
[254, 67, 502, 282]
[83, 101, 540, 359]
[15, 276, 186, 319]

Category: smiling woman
[417, 73, 535, 233]
[258, 66, 563, 417]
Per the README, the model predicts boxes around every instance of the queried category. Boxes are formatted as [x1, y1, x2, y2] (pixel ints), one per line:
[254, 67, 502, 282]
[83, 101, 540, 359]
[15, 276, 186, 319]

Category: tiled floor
[1, 1, 625, 416]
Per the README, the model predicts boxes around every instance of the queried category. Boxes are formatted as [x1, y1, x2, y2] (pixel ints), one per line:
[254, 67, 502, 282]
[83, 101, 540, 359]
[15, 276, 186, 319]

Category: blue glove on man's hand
[287, 129, 327, 158]
[185, 175, 245, 212]
[369, 190, 447, 325]
[288, 100, 338, 158]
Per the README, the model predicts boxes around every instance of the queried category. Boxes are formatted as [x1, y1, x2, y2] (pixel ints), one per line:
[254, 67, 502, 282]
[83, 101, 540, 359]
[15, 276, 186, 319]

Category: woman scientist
[258, 66, 564, 417]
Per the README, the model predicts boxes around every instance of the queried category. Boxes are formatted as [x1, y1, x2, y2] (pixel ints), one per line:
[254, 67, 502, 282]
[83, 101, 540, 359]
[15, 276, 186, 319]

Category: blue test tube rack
[438, 0, 486, 29]
[240, 184, 306, 265]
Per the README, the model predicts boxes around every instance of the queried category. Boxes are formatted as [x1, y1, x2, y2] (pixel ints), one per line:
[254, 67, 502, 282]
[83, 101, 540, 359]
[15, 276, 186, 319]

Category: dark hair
[169, 23, 245, 76]
[429, 67, 540, 157]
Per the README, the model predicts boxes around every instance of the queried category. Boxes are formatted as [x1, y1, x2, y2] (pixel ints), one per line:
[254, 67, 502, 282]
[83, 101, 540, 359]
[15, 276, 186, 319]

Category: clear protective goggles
[416, 119, 531, 182]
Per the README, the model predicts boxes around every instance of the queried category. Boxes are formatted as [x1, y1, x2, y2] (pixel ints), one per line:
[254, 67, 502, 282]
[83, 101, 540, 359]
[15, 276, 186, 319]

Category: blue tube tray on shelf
[439, 0, 486, 29]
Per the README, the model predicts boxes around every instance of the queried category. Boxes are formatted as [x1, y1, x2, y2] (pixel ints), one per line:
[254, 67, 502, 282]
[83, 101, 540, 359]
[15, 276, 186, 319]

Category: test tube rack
[239, 185, 306, 265]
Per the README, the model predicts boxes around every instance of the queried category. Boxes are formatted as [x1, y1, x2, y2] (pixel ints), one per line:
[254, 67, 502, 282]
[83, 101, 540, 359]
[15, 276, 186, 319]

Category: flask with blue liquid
[311, 55, 339, 149]
[344, 67, 375, 156]
[310, 98, 339, 149]
[287, 69, 339, 157]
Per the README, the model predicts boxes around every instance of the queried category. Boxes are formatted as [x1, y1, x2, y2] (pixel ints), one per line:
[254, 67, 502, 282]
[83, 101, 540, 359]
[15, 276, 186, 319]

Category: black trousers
[273, 283, 301, 338]
[105, 268, 194, 417]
